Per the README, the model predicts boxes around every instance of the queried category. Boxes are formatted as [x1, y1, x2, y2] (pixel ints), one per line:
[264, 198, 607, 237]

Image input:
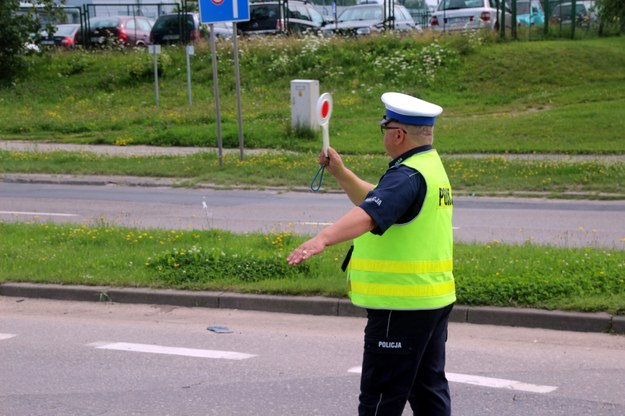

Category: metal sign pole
[186, 45, 194, 106]
[199, 0, 250, 166]
[232, 22, 245, 161]
[209, 24, 223, 167]
[149, 44, 161, 107]
[154, 51, 159, 106]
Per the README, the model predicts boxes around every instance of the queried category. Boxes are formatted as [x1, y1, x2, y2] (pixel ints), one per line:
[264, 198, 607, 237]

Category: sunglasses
[379, 116, 406, 135]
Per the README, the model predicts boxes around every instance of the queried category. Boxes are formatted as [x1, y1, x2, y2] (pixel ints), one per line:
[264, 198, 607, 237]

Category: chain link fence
[32, 0, 623, 44]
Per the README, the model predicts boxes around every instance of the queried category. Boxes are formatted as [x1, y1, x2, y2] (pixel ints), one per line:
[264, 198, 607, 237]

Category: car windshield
[517, 1, 542, 14]
[90, 18, 119, 29]
[153, 15, 195, 30]
[557, 4, 587, 16]
[338, 6, 382, 22]
[438, 0, 484, 11]
[54, 25, 78, 36]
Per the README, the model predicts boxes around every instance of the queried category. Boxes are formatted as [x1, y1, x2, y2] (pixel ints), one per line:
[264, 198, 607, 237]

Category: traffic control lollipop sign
[316, 93, 332, 157]
[310, 93, 332, 192]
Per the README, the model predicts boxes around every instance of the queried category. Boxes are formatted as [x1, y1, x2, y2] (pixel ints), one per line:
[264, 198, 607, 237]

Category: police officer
[288, 92, 455, 416]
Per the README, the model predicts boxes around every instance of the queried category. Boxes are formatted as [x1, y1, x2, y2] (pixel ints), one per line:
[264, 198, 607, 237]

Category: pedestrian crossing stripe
[89, 342, 256, 360]
[348, 367, 557, 394]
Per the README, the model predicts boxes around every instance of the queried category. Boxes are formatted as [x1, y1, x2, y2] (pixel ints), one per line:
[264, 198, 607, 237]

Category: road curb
[1, 282, 622, 334]
[0, 173, 319, 194]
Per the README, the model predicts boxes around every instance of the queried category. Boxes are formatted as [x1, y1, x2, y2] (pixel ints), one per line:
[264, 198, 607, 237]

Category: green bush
[127, 50, 172, 81]
[146, 245, 310, 286]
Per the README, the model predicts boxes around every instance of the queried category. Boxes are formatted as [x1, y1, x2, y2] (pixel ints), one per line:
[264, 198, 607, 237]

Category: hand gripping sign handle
[310, 93, 333, 192]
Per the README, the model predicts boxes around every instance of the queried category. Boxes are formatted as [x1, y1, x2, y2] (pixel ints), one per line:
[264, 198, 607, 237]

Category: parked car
[209, 22, 234, 39]
[150, 13, 233, 44]
[548, 2, 590, 26]
[39, 24, 82, 48]
[324, 3, 419, 36]
[402, 0, 433, 27]
[150, 13, 201, 44]
[430, 0, 511, 31]
[576, 0, 599, 23]
[86, 16, 154, 47]
[237, 0, 327, 35]
[516, 0, 545, 26]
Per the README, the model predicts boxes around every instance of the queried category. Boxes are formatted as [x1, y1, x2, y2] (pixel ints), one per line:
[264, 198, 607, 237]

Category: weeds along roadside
[1, 149, 624, 199]
[1, 222, 624, 315]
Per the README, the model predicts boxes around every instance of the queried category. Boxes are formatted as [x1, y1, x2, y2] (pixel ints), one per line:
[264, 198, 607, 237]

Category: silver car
[430, 0, 511, 31]
[323, 4, 420, 36]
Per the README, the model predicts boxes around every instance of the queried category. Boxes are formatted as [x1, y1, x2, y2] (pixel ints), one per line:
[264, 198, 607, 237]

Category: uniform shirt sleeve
[359, 165, 426, 235]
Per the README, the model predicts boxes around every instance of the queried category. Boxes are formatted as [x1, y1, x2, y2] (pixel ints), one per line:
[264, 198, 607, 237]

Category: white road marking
[446, 372, 558, 393]
[0, 210, 78, 217]
[0, 333, 17, 341]
[347, 367, 557, 394]
[89, 342, 256, 360]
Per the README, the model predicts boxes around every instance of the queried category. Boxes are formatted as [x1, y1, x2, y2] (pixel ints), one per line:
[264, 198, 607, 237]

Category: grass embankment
[3, 35, 625, 156]
[1, 33, 624, 314]
[1, 34, 625, 196]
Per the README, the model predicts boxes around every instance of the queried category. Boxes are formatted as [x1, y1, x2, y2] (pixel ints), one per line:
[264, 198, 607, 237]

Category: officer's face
[381, 123, 406, 158]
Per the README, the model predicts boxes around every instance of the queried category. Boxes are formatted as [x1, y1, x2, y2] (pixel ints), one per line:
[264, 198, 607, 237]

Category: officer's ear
[395, 128, 405, 144]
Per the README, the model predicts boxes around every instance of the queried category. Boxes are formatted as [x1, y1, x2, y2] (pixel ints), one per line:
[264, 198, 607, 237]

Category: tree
[596, 0, 625, 35]
[0, 0, 65, 85]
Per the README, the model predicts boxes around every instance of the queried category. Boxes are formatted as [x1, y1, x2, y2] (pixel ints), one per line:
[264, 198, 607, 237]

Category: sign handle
[321, 123, 329, 157]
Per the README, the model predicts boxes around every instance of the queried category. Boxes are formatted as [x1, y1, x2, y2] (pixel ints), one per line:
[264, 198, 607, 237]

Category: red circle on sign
[212, 0, 224, 4]
[321, 101, 330, 118]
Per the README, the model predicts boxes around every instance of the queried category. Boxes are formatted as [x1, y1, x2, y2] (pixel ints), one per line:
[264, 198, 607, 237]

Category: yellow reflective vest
[347, 149, 456, 310]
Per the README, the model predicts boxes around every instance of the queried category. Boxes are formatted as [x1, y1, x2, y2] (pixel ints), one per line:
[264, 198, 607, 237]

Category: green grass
[2, 150, 624, 198]
[2, 34, 624, 199]
[1, 222, 624, 314]
[1, 33, 625, 315]
[1, 34, 625, 155]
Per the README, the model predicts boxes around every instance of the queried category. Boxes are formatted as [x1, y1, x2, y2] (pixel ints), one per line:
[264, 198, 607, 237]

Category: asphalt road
[1, 181, 624, 249]
[2, 297, 625, 416]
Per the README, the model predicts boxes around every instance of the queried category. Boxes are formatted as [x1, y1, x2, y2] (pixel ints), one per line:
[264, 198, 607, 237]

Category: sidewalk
[1, 282, 623, 334]
[2, 139, 624, 163]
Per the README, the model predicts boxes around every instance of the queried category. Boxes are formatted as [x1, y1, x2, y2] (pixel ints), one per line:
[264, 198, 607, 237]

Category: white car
[430, 0, 511, 31]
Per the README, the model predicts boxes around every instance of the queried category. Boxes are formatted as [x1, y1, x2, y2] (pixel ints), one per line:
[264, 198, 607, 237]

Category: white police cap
[381, 92, 443, 126]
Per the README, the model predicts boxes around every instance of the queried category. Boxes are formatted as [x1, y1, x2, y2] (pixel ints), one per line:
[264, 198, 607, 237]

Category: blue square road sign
[199, 0, 250, 23]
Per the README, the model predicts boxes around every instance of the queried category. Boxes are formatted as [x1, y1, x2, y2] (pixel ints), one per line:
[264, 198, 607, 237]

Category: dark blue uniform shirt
[359, 145, 431, 235]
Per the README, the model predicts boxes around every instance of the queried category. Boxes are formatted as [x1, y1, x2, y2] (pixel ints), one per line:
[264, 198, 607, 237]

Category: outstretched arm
[287, 206, 374, 265]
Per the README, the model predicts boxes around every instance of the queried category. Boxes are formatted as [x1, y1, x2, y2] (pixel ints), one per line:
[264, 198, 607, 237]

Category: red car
[39, 24, 82, 48]
[86, 16, 154, 47]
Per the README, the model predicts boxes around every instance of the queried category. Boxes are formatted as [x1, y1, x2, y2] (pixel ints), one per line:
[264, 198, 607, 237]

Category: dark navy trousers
[358, 304, 454, 416]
